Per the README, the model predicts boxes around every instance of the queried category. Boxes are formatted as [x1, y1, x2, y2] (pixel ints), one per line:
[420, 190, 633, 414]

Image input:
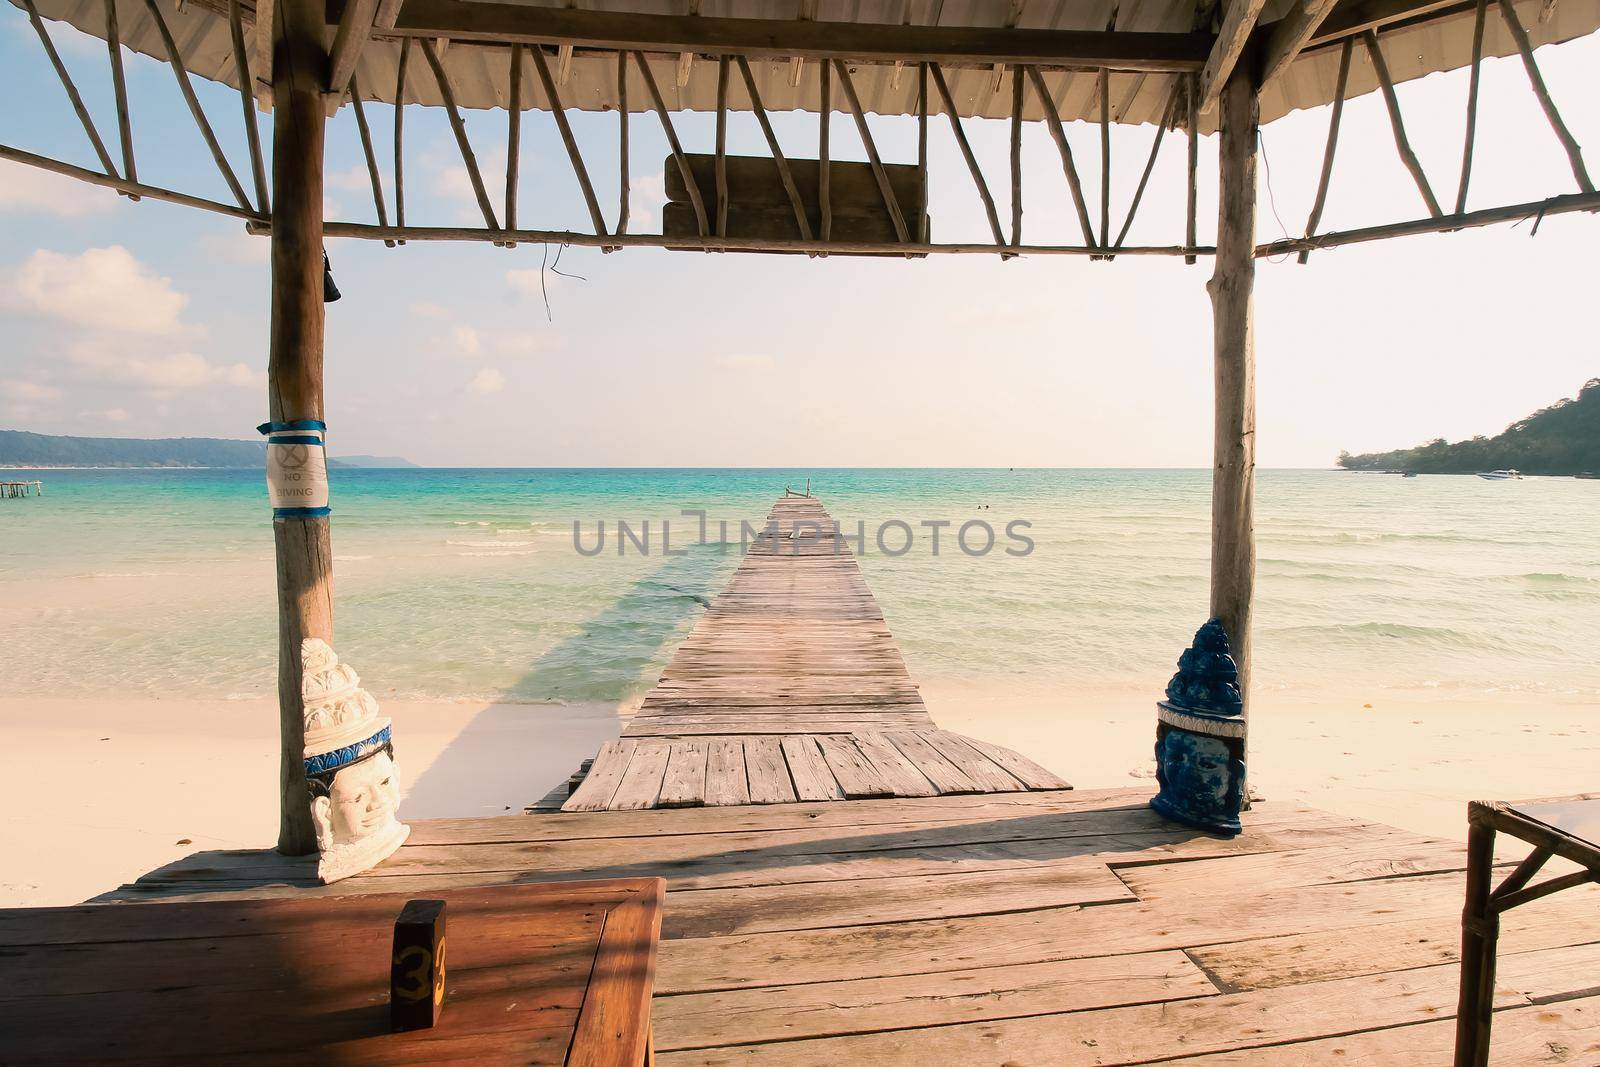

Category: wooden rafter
[144, 0, 252, 212]
[1099, 67, 1111, 251]
[327, 0, 380, 94]
[1495, 0, 1594, 193]
[735, 56, 812, 241]
[617, 50, 629, 236]
[833, 59, 909, 244]
[102, 0, 136, 196]
[420, 37, 500, 231]
[1363, 31, 1442, 218]
[1026, 65, 1097, 250]
[1259, 0, 1342, 89]
[1, 141, 258, 219]
[228, 0, 269, 214]
[1185, 72, 1199, 265]
[1009, 65, 1023, 250]
[715, 56, 729, 238]
[394, 37, 408, 242]
[371, 0, 1212, 72]
[22, 0, 118, 179]
[531, 45, 610, 236]
[1113, 86, 1180, 250]
[1298, 37, 1352, 263]
[819, 57, 832, 244]
[1198, 0, 1269, 115]
[506, 44, 521, 239]
[929, 63, 1005, 249]
[251, 0, 275, 108]
[634, 51, 707, 237]
[916, 63, 929, 243]
[348, 74, 392, 246]
[1257, 189, 1600, 256]
[1455, 0, 1488, 213]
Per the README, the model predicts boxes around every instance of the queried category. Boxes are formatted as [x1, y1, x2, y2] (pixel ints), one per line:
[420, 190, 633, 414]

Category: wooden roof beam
[356, 0, 1213, 72]
[1259, 0, 1343, 90]
[327, 0, 379, 93]
[1198, 0, 1269, 114]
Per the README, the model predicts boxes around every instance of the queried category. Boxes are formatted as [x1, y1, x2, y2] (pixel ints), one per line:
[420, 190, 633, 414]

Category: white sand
[5, 686, 1597, 907]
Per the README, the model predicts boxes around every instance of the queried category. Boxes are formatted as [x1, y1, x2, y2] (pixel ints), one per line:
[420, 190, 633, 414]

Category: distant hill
[0, 430, 413, 469]
[1339, 379, 1600, 476]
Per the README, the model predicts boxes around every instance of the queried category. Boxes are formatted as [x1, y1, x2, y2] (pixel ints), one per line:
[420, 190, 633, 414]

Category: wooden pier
[564, 496, 1069, 811]
[1, 480, 42, 498]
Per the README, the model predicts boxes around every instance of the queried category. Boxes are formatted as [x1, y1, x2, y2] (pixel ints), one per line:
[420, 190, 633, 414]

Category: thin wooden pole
[716, 56, 730, 238]
[143, 0, 252, 212]
[22, 0, 118, 178]
[1099, 67, 1111, 250]
[617, 50, 630, 235]
[736, 56, 812, 240]
[1298, 37, 1351, 263]
[1257, 189, 1600, 256]
[820, 57, 832, 244]
[269, 0, 332, 857]
[531, 45, 610, 236]
[1210, 65, 1258, 723]
[833, 59, 909, 243]
[394, 37, 408, 244]
[228, 0, 269, 214]
[1495, 0, 1594, 193]
[349, 75, 391, 246]
[1364, 31, 1442, 218]
[1026, 65, 1096, 249]
[506, 44, 522, 239]
[0, 141, 257, 219]
[929, 62, 1005, 247]
[103, 0, 137, 197]
[1455, 0, 1488, 214]
[1112, 86, 1178, 249]
[634, 50, 707, 236]
[1185, 71, 1198, 264]
[420, 38, 500, 230]
[1009, 65, 1023, 250]
[916, 62, 928, 243]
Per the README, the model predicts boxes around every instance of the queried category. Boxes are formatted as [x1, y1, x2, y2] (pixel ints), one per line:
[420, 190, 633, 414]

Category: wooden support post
[1113, 86, 1178, 249]
[1453, 816, 1499, 1066]
[1298, 37, 1351, 263]
[531, 46, 609, 237]
[1455, 0, 1488, 214]
[269, 0, 332, 857]
[1099, 67, 1111, 251]
[1185, 71, 1198, 264]
[819, 57, 832, 244]
[421, 38, 500, 231]
[617, 50, 630, 235]
[635, 51, 707, 236]
[736, 56, 812, 241]
[103, 0, 137, 197]
[1496, 0, 1594, 193]
[144, 0, 253, 212]
[1364, 31, 1442, 218]
[506, 44, 521, 240]
[916, 62, 928, 243]
[715, 56, 729, 238]
[1209, 64, 1258, 721]
[229, 0, 269, 214]
[929, 62, 1004, 247]
[1009, 65, 1023, 250]
[1027, 66, 1096, 249]
[394, 37, 408, 244]
[349, 76, 392, 246]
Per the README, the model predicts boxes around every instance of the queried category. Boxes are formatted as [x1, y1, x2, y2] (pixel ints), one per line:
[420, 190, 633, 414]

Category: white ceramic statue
[300, 638, 410, 884]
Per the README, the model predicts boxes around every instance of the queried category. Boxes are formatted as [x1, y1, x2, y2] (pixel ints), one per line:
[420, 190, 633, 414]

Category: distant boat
[1477, 469, 1522, 480]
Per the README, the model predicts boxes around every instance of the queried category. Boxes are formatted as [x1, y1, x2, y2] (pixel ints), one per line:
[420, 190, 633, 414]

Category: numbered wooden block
[390, 898, 447, 1031]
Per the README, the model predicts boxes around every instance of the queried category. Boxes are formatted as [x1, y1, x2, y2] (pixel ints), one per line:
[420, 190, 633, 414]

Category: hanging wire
[1256, 129, 1297, 264]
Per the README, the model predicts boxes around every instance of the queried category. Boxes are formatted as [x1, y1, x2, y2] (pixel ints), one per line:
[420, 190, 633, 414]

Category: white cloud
[713, 353, 778, 371]
[506, 267, 559, 299]
[412, 301, 450, 319]
[628, 172, 668, 230]
[68, 347, 263, 392]
[468, 367, 506, 394]
[496, 335, 551, 357]
[12, 246, 194, 335]
[327, 164, 374, 192]
[197, 229, 270, 266]
[79, 407, 131, 423]
[0, 160, 117, 217]
[448, 324, 481, 357]
[0, 378, 62, 401]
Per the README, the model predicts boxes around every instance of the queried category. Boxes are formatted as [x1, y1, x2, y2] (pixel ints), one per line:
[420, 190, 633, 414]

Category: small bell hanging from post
[322, 250, 342, 303]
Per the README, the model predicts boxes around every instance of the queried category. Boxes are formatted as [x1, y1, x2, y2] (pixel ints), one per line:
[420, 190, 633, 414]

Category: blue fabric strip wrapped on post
[1150, 618, 1247, 836]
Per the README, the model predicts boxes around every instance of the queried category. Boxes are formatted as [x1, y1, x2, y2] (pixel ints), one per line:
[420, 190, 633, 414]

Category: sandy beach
[7, 684, 1596, 908]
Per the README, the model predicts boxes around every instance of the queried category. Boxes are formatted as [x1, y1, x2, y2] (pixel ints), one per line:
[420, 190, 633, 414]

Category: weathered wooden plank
[609, 742, 671, 810]
[851, 733, 937, 798]
[653, 948, 1208, 1050]
[742, 737, 799, 805]
[924, 731, 1028, 792]
[702, 738, 750, 806]
[958, 733, 1072, 790]
[815, 735, 894, 798]
[781, 736, 845, 801]
[884, 731, 982, 794]
[562, 738, 637, 812]
[1116, 837, 1481, 899]
[658, 741, 710, 808]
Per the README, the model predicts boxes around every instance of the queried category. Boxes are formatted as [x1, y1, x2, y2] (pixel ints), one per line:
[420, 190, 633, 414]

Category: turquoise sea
[2, 468, 1597, 703]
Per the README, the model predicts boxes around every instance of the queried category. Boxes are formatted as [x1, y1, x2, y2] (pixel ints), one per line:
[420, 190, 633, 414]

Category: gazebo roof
[17, 0, 1600, 131]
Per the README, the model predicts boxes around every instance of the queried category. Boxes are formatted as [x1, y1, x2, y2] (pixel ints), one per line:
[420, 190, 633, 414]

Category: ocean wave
[450, 520, 492, 527]
[456, 549, 538, 557]
[447, 539, 536, 548]
[78, 571, 165, 579]
[334, 554, 374, 561]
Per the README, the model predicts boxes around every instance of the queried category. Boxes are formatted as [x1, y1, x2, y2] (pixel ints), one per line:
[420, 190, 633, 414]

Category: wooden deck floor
[111, 788, 1600, 1064]
[564, 495, 1068, 811]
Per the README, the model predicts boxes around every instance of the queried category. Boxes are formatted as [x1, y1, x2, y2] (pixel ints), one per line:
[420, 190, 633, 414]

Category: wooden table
[1454, 798, 1600, 1066]
[0, 877, 663, 1064]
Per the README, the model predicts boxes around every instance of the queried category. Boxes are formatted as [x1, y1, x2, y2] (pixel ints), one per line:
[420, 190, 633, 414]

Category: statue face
[1158, 731, 1234, 817]
[314, 752, 400, 850]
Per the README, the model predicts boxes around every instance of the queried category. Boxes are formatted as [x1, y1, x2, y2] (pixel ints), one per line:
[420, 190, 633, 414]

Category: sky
[1, 12, 1596, 468]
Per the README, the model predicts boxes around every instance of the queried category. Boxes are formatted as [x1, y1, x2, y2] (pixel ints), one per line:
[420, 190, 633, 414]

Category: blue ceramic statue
[1150, 619, 1247, 836]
